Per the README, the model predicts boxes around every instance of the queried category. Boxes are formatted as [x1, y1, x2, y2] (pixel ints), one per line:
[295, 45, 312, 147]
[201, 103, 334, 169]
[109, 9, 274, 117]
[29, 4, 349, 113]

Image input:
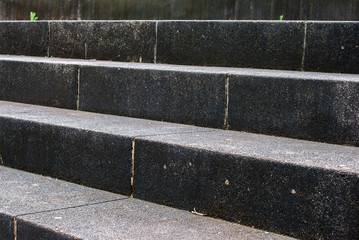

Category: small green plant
[30, 12, 38, 21]
[279, 15, 284, 20]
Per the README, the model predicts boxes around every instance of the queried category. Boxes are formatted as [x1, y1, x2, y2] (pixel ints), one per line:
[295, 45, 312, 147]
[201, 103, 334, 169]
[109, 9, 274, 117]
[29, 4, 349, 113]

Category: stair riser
[0, 102, 358, 239]
[0, 118, 132, 195]
[1, 57, 358, 146]
[0, 60, 78, 109]
[0, 21, 358, 73]
[134, 138, 359, 240]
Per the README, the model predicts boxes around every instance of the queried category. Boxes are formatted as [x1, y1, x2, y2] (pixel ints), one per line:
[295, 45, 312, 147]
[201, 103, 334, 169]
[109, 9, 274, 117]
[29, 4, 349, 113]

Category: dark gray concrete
[79, 65, 226, 128]
[18, 198, 295, 240]
[134, 130, 359, 240]
[0, 21, 48, 56]
[157, 21, 305, 70]
[304, 21, 359, 74]
[0, 101, 211, 195]
[49, 21, 155, 63]
[0, 60, 78, 109]
[1, 55, 359, 146]
[228, 73, 359, 146]
[0, 166, 125, 240]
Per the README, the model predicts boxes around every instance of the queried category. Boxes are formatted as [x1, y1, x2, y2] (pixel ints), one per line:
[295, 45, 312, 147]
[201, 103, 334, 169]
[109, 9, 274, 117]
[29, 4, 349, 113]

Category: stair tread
[0, 54, 358, 80]
[0, 166, 294, 240]
[1, 100, 358, 174]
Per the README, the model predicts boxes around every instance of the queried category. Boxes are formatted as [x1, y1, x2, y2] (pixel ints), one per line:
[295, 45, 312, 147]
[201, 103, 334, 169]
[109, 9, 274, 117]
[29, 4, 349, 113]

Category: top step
[0, 20, 358, 74]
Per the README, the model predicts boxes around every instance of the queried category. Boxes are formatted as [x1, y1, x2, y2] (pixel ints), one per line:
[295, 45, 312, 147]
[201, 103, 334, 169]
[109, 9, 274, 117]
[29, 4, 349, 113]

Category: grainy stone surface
[18, 198, 295, 240]
[79, 65, 226, 128]
[305, 21, 359, 74]
[49, 21, 155, 63]
[0, 166, 125, 240]
[134, 130, 359, 240]
[0, 60, 78, 109]
[0, 21, 48, 56]
[228, 73, 359, 146]
[0, 101, 211, 195]
[157, 21, 305, 70]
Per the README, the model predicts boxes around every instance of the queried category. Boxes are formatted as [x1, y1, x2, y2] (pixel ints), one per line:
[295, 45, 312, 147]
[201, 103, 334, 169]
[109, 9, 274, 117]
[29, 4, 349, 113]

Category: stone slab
[17, 198, 295, 240]
[0, 21, 48, 57]
[304, 21, 359, 74]
[0, 60, 78, 109]
[134, 130, 359, 239]
[0, 166, 125, 240]
[228, 73, 359, 146]
[1, 55, 358, 146]
[49, 21, 155, 63]
[0, 101, 211, 195]
[157, 21, 305, 70]
[79, 65, 226, 128]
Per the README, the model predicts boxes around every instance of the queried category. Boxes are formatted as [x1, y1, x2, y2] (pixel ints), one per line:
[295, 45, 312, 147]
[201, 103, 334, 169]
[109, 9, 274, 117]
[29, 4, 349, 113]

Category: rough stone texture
[0, 101, 210, 195]
[79, 65, 226, 128]
[0, 166, 125, 240]
[134, 130, 359, 240]
[0, 60, 78, 109]
[157, 21, 305, 70]
[0, 213, 14, 240]
[228, 73, 359, 146]
[49, 21, 155, 63]
[0, 21, 48, 56]
[18, 198, 295, 240]
[305, 21, 359, 74]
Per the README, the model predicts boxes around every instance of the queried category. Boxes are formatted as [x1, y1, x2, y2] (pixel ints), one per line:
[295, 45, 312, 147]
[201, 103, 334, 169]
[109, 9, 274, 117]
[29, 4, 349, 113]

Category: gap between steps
[223, 75, 229, 130]
[46, 22, 51, 57]
[15, 198, 128, 218]
[300, 21, 307, 71]
[76, 67, 81, 110]
[129, 129, 216, 197]
[154, 21, 158, 64]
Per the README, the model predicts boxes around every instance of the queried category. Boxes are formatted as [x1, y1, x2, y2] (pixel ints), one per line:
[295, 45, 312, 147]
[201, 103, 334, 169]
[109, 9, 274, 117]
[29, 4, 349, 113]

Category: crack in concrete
[224, 76, 230, 130]
[301, 21, 307, 71]
[130, 139, 135, 198]
[154, 21, 158, 64]
[76, 67, 81, 110]
[13, 217, 17, 240]
[15, 198, 129, 218]
[46, 22, 51, 57]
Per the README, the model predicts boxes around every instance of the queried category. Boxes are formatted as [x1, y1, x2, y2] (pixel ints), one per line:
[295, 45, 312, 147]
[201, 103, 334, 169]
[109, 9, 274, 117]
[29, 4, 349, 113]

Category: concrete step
[0, 166, 294, 240]
[0, 55, 358, 146]
[0, 21, 358, 73]
[0, 101, 358, 239]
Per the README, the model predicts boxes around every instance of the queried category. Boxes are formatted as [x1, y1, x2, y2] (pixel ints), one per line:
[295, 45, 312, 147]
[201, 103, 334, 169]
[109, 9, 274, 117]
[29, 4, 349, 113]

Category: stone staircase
[0, 20, 358, 239]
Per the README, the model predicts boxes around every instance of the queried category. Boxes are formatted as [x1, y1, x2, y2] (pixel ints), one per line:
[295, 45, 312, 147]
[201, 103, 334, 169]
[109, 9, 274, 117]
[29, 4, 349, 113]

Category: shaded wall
[0, 0, 358, 20]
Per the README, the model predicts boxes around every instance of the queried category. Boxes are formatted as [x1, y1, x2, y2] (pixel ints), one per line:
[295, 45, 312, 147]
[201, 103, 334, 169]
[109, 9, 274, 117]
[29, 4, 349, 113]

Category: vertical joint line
[0, 153, 3, 165]
[13, 217, 17, 240]
[130, 139, 135, 198]
[46, 22, 51, 57]
[76, 67, 80, 110]
[154, 21, 158, 64]
[301, 22, 308, 71]
[84, 43, 88, 59]
[224, 76, 230, 130]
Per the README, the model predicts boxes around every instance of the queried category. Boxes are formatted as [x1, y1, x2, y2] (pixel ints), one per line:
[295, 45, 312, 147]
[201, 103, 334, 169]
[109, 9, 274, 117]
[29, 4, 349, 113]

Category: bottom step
[0, 166, 293, 240]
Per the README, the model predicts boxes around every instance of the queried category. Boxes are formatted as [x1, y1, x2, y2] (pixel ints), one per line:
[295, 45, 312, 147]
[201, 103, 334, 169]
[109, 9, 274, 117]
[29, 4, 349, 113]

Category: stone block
[79, 65, 226, 128]
[157, 21, 305, 70]
[134, 130, 359, 239]
[304, 22, 359, 74]
[0, 21, 48, 56]
[49, 21, 156, 63]
[0, 166, 124, 240]
[227, 71, 359, 146]
[17, 198, 294, 240]
[0, 59, 78, 109]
